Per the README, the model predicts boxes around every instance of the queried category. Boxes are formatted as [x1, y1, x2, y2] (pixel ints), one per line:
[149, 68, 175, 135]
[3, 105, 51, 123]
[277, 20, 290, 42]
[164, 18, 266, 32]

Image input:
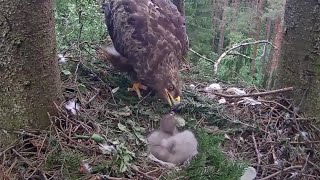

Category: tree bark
[211, 0, 223, 53]
[274, 0, 320, 119]
[217, 0, 228, 55]
[261, 17, 273, 87]
[262, 17, 272, 62]
[250, 0, 264, 78]
[0, 0, 62, 145]
[267, 16, 284, 89]
[229, 0, 240, 41]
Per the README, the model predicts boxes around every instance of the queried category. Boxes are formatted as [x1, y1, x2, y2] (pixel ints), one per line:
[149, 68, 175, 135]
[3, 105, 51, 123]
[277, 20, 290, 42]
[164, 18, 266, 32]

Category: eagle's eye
[168, 84, 174, 91]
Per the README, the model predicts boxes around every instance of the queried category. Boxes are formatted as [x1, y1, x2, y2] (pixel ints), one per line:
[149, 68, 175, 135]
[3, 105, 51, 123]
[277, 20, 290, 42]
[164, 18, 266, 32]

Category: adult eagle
[99, 0, 189, 106]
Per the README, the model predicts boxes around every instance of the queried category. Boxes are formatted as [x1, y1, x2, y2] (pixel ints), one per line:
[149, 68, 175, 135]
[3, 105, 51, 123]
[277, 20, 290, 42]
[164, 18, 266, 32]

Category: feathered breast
[102, 0, 188, 83]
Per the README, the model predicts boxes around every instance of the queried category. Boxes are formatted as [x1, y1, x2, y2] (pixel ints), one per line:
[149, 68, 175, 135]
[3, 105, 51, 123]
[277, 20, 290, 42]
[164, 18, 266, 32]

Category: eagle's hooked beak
[165, 89, 181, 106]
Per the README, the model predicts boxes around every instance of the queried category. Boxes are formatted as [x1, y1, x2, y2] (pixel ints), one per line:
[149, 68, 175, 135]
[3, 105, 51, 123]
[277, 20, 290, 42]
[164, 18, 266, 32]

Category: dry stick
[227, 52, 255, 60]
[289, 141, 320, 144]
[307, 159, 320, 170]
[106, 176, 129, 180]
[298, 154, 309, 178]
[0, 138, 21, 156]
[189, 48, 215, 63]
[252, 132, 260, 164]
[259, 165, 302, 180]
[6, 158, 18, 175]
[214, 40, 277, 74]
[252, 132, 261, 173]
[213, 87, 293, 98]
[259, 99, 300, 118]
[12, 149, 33, 167]
[131, 165, 158, 180]
[27, 135, 49, 180]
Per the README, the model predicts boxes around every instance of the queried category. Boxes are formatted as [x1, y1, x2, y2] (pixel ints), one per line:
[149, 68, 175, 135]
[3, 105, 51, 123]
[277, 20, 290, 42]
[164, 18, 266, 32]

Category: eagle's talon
[128, 82, 147, 99]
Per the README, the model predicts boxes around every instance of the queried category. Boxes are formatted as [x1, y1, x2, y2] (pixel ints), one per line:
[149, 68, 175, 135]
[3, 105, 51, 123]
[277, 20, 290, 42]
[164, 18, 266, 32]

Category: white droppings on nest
[175, 116, 186, 127]
[81, 162, 92, 173]
[204, 83, 222, 92]
[226, 87, 246, 95]
[240, 166, 257, 180]
[189, 84, 196, 90]
[64, 99, 80, 115]
[300, 131, 309, 140]
[237, 97, 262, 106]
[218, 98, 226, 104]
[98, 142, 116, 155]
[58, 54, 67, 64]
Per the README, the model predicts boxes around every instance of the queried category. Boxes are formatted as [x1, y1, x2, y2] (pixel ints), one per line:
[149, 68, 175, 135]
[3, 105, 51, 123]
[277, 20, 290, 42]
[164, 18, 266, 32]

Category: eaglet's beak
[165, 89, 181, 106]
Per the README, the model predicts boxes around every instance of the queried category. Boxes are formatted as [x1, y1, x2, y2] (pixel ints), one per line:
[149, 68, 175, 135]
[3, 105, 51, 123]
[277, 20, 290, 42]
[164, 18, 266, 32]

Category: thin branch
[189, 48, 215, 63]
[131, 165, 157, 180]
[259, 165, 302, 180]
[252, 132, 261, 166]
[213, 87, 293, 98]
[214, 40, 277, 74]
[228, 52, 254, 60]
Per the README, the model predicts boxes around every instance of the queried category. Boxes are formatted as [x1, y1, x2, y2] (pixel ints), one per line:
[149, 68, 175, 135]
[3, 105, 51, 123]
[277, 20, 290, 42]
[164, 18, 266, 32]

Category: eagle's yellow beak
[165, 89, 181, 106]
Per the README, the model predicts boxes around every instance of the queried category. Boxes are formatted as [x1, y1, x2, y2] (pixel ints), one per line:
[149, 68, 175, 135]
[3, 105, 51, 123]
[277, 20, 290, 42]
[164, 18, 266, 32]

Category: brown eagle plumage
[100, 0, 189, 106]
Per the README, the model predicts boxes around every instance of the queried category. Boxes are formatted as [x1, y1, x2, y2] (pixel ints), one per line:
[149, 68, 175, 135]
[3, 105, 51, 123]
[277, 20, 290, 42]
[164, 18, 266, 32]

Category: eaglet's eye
[168, 84, 174, 91]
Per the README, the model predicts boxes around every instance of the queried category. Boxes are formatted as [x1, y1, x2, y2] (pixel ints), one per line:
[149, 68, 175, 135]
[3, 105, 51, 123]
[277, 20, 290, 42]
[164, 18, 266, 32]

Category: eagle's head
[151, 65, 182, 107]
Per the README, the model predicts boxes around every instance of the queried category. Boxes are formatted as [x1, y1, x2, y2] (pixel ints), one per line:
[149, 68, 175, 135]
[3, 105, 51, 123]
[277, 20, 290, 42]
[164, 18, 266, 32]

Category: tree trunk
[211, 0, 223, 53]
[261, 17, 272, 87]
[261, 17, 272, 62]
[172, 0, 185, 17]
[0, 0, 62, 145]
[250, 0, 264, 78]
[217, 0, 228, 55]
[229, 0, 240, 34]
[267, 16, 284, 89]
[274, 0, 320, 119]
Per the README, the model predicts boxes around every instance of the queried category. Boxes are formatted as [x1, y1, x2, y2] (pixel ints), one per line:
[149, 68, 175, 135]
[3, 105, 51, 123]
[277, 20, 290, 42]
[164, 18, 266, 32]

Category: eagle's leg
[127, 82, 148, 99]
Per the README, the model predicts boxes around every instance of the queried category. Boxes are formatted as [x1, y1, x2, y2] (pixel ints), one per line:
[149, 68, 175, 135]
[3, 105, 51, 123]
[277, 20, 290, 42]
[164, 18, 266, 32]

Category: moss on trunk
[274, 1, 320, 120]
[0, 0, 62, 146]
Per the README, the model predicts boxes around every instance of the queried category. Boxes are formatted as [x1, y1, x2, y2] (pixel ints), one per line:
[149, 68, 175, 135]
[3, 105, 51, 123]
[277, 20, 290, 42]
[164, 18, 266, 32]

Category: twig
[12, 149, 33, 167]
[259, 99, 300, 117]
[307, 159, 320, 170]
[214, 40, 276, 74]
[189, 48, 215, 63]
[106, 176, 129, 180]
[228, 52, 254, 60]
[131, 165, 157, 180]
[289, 141, 320, 144]
[259, 165, 302, 180]
[213, 87, 293, 98]
[298, 154, 309, 178]
[0, 138, 21, 156]
[252, 132, 261, 166]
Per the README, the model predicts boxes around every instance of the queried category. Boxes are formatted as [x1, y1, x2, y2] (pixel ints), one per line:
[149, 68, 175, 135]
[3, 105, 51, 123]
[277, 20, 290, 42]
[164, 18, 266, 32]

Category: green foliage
[54, 0, 106, 50]
[45, 142, 86, 179]
[264, 0, 286, 20]
[114, 141, 136, 173]
[185, 0, 215, 58]
[182, 59, 216, 83]
[185, 0, 284, 86]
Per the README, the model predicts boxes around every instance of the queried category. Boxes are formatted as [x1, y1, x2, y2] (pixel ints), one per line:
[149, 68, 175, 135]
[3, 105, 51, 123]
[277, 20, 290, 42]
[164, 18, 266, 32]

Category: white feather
[106, 46, 121, 57]
[240, 167, 257, 180]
